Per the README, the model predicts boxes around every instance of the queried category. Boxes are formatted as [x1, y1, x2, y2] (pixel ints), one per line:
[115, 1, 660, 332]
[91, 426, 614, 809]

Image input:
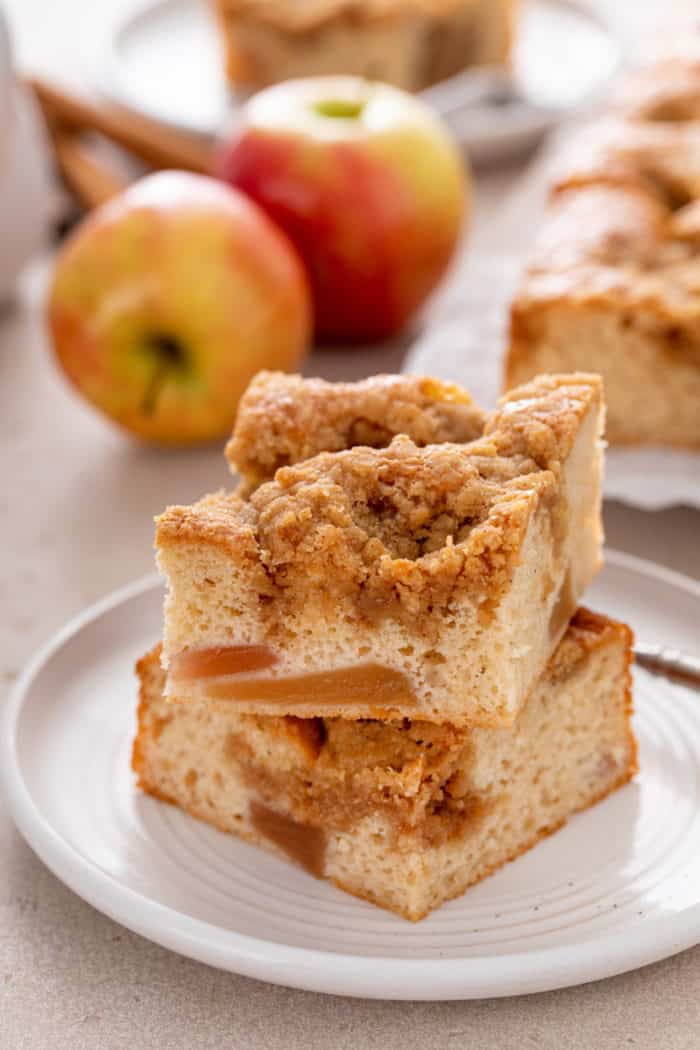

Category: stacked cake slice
[134, 371, 637, 920]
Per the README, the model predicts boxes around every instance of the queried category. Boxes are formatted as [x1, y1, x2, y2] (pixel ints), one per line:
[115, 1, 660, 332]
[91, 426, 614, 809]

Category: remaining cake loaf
[156, 372, 603, 727]
[212, 0, 517, 94]
[505, 46, 700, 448]
[133, 608, 637, 921]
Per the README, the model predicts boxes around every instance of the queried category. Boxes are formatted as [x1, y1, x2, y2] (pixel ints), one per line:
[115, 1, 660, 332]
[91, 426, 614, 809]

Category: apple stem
[311, 98, 365, 120]
[140, 333, 186, 415]
[141, 361, 169, 416]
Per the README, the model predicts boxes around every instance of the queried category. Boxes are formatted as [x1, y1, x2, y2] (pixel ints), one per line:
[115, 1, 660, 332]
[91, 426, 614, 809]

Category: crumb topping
[253, 436, 532, 564]
[486, 373, 602, 469]
[227, 371, 486, 493]
[157, 373, 599, 625]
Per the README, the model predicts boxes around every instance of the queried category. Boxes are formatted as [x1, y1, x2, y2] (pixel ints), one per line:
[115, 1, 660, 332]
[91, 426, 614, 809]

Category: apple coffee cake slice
[156, 372, 603, 727]
[133, 608, 637, 922]
[212, 0, 517, 94]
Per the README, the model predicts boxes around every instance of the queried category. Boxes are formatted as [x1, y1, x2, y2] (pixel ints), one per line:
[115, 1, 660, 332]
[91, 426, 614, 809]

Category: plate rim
[2, 549, 700, 1000]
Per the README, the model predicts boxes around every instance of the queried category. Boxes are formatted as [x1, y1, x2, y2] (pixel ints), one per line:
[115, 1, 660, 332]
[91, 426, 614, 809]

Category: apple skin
[217, 77, 469, 345]
[48, 171, 312, 445]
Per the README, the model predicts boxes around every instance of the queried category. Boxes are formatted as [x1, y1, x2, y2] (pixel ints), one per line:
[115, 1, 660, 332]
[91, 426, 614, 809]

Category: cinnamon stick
[52, 132, 129, 209]
[28, 77, 215, 175]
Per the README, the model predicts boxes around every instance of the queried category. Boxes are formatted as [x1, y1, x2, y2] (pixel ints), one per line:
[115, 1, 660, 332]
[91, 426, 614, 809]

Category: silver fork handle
[420, 68, 516, 117]
[634, 643, 700, 689]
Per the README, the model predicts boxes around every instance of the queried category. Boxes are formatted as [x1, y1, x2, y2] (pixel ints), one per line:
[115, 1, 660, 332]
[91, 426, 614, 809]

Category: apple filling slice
[169, 644, 277, 680]
[168, 645, 418, 709]
[249, 801, 326, 877]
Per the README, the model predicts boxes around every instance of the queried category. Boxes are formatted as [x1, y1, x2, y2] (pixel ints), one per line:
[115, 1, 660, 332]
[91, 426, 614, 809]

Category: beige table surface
[2, 2, 700, 1048]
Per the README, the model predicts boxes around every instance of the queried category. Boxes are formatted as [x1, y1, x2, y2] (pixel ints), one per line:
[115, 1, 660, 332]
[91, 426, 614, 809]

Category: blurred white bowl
[0, 9, 55, 302]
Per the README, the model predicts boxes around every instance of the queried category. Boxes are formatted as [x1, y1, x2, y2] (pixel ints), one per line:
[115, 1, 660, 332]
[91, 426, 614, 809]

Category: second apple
[218, 77, 469, 345]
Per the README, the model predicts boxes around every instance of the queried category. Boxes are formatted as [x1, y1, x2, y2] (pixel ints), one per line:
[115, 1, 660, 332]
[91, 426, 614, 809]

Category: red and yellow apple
[48, 171, 311, 444]
[217, 77, 469, 345]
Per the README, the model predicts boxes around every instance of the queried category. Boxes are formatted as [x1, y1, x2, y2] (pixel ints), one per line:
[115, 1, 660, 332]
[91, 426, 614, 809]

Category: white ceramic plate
[407, 257, 700, 510]
[2, 552, 700, 999]
[100, 0, 619, 163]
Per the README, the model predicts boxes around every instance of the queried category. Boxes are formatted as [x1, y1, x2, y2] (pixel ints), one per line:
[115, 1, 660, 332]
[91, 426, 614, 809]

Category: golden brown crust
[227, 371, 486, 494]
[157, 373, 599, 627]
[131, 647, 163, 789]
[507, 44, 700, 421]
[510, 177, 700, 330]
[551, 116, 700, 205]
[614, 62, 700, 124]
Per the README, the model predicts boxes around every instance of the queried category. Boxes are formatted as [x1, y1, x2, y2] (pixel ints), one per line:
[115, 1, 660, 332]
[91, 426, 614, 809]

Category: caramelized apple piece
[169, 645, 277, 681]
[201, 662, 417, 709]
[549, 569, 576, 640]
[249, 801, 326, 877]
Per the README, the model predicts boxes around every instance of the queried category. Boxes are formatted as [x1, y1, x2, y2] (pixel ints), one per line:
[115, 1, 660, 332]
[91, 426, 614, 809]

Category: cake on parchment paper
[506, 41, 700, 448]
